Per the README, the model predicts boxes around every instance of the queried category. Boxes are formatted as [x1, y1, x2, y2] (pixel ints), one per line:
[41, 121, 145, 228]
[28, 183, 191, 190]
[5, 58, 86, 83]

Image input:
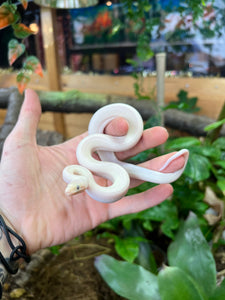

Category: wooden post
[40, 7, 66, 137]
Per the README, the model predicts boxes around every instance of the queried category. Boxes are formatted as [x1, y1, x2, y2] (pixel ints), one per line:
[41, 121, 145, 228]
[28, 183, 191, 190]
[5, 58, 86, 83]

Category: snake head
[65, 181, 87, 196]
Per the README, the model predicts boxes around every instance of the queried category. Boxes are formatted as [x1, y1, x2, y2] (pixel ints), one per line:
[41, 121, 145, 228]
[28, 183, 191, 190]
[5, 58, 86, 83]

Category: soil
[2, 237, 124, 300]
[2, 236, 225, 300]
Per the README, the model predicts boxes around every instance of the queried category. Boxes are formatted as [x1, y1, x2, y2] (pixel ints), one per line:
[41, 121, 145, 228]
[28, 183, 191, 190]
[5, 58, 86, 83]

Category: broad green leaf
[114, 236, 141, 263]
[13, 23, 35, 39]
[139, 200, 177, 222]
[100, 232, 146, 263]
[0, 3, 19, 29]
[138, 200, 179, 239]
[8, 39, 25, 65]
[173, 185, 207, 215]
[166, 137, 201, 150]
[168, 213, 216, 297]
[23, 56, 43, 77]
[204, 119, 225, 132]
[95, 254, 161, 300]
[189, 146, 221, 160]
[209, 278, 225, 300]
[213, 137, 225, 150]
[184, 152, 211, 181]
[158, 266, 205, 300]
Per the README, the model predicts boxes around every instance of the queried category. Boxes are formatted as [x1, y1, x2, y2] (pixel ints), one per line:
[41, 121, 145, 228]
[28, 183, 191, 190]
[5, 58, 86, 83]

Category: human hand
[0, 89, 185, 254]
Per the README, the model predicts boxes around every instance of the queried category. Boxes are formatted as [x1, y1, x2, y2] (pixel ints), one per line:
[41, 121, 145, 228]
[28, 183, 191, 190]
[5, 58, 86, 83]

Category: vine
[0, 0, 43, 94]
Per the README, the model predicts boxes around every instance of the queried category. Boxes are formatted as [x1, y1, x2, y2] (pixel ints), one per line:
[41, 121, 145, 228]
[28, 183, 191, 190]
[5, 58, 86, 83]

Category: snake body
[62, 103, 189, 203]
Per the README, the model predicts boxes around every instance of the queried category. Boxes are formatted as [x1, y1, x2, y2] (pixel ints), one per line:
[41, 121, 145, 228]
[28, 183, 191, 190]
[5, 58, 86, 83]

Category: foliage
[120, 0, 220, 100]
[164, 89, 200, 113]
[95, 214, 224, 300]
[97, 121, 225, 274]
[0, 0, 43, 94]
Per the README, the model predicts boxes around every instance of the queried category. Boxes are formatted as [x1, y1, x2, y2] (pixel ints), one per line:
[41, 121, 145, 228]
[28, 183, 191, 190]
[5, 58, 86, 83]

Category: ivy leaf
[13, 23, 35, 39]
[20, 0, 28, 10]
[23, 56, 43, 77]
[16, 71, 30, 94]
[8, 39, 25, 65]
[0, 3, 19, 29]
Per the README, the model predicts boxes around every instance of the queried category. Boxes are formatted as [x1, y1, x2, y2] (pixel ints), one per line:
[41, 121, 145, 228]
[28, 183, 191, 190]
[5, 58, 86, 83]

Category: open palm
[0, 89, 185, 254]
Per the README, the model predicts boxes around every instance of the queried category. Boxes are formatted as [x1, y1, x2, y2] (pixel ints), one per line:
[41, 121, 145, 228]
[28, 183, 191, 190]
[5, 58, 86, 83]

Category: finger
[129, 152, 186, 188]
[108, 184, 173, 218]
[62, 117, 129, 162]
[104, 117, 129, 136]
[117, 126, 169, 160]
[13, 89, 42, 142]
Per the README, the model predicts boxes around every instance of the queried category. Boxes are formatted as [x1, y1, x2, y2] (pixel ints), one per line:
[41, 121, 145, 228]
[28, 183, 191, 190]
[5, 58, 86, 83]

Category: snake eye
[77, 185, 80, 191]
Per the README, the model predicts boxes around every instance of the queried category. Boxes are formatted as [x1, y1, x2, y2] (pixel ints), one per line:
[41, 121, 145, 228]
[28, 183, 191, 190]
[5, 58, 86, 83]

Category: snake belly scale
[62, 103, 189, 203]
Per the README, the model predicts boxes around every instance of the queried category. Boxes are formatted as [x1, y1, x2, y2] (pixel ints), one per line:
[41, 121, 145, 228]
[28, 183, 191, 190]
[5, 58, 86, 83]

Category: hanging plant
[0, 0, 43, 94]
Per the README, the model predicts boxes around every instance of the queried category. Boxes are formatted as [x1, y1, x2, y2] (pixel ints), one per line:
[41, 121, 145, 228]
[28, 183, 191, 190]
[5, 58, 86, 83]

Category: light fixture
[34, 0, 99, 9]
[29, 23, 39, 34]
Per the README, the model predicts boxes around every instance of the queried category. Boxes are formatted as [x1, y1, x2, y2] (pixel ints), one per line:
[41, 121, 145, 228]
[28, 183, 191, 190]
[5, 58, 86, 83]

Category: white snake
[62, 103, 189, 203]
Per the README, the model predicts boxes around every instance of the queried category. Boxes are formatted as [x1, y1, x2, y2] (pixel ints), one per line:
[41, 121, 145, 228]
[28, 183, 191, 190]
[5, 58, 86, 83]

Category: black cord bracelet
[0, 215, 30, 274]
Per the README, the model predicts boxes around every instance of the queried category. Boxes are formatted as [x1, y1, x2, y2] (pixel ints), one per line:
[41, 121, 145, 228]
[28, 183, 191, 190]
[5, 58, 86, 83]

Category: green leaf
[8, 39, 25, 65]
[158, 266, 205, 300]
[184, 152, 211, 181]
[0, 3, 19, 29]
[209, 278, 225, 300]
[168, 213, 216, 297]
[173, 184, 207, 216]
[217, 179, 225, 193]
[166, 137, 201, 150]
[214, 160, 225, 169]
[204, 119, 225, 132]
[165, 90, 200, 113]
[213, 138, 225, 150]
[12, 23, 35, 39]
[138, 200, 179, 239]
[95, 254, 161, 300]
[23, 56, 43, 77]
[189, 146, 221, 160]
[16, 71, 30, 94]
[114, 236, 141, 263]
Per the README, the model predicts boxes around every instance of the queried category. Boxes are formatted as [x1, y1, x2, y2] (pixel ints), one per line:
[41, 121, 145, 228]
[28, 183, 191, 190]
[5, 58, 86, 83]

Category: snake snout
[65, 181, 87, 196]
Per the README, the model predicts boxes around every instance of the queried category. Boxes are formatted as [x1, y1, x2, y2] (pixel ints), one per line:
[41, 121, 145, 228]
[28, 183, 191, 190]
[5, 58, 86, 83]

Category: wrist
[0, 215, 30, 274]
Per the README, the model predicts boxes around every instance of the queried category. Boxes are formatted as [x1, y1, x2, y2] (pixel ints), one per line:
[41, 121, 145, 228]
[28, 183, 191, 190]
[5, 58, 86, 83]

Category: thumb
[13, 89, 42, 142]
